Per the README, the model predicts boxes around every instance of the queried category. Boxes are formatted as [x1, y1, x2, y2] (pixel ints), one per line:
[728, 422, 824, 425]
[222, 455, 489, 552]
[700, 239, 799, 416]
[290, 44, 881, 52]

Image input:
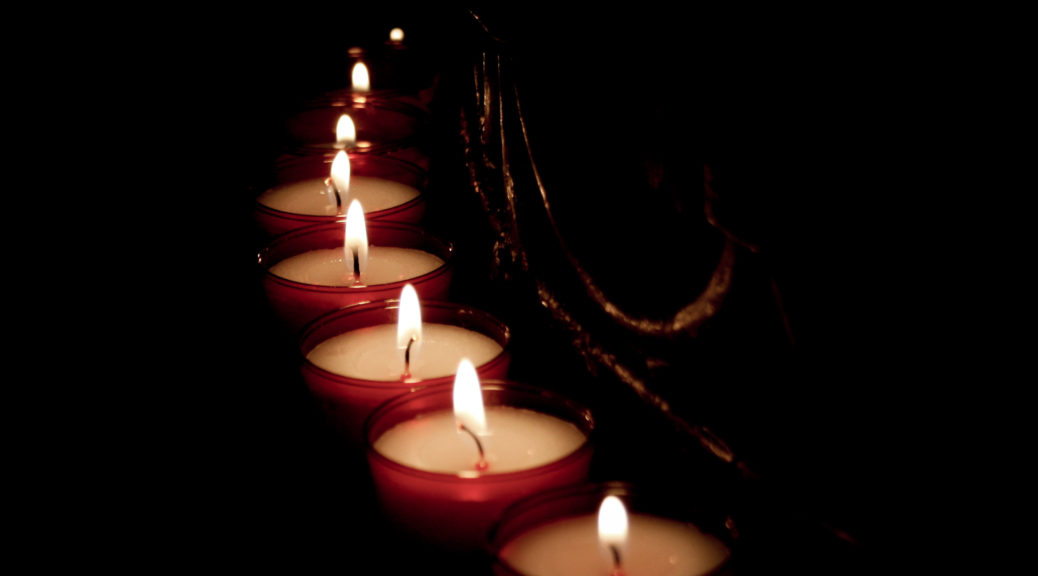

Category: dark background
[50, 5, 999, 574]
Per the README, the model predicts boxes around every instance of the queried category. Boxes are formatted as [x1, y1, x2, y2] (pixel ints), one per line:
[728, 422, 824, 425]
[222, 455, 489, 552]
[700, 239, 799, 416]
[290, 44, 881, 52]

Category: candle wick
[458, 423, 487, 470]
[325, 177, 343, 215]
[402, 336, 416, 380]
[350, 246, 361, 285]
[609, 545, 623, 574]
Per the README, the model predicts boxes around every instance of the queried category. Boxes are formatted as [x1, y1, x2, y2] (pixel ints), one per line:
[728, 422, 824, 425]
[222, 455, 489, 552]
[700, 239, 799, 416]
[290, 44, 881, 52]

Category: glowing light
[397, 283, 422, 361]
[452, 359, 486, 435]
[351, 62, 370, 92]
[343, 199, 368, 281]
[598, 495, 628, 568]
[335, 114, 356, 148]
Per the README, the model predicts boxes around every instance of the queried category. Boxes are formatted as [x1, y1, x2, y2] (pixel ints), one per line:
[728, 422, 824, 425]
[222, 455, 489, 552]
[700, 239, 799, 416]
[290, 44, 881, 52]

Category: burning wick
[457, 423, 488, 471]
[349, 246, 361, 284]
[402, 335, 417, 379]
[609, 545, 623, 575]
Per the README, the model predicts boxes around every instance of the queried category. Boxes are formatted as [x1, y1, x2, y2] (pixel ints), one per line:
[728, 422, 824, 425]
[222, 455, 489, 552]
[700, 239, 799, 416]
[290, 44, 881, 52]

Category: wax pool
[372, 406, 586, 474]
[497, 514, 731, 576]
[267, 246, 444, 287]
[257, 175, 420, 216]
[307, 323, 503, 382]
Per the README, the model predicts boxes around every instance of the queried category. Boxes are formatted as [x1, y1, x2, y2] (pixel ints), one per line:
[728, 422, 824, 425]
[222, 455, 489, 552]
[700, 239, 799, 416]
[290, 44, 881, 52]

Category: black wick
[350, 246, 361, 282]
[458, 423, 487, 470]
[325, 178, 343, 214]
[609, 544, 622, 571]
[402, 336, 416, 379]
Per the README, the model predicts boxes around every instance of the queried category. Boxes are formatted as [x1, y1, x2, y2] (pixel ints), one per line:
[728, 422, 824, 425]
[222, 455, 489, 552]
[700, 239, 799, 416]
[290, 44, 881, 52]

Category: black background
[36, 5, 1003, 574]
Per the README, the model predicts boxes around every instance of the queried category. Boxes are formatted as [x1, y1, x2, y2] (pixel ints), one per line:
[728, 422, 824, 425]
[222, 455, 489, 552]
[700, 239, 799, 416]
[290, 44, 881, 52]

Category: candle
[283, 56, 429, 150]
[299, 291, 512, 446]
[258, 214, 452, 332]
[490, 484, 735, 576]
[364, 371, 594, 551]
[256, 151, 427, 237]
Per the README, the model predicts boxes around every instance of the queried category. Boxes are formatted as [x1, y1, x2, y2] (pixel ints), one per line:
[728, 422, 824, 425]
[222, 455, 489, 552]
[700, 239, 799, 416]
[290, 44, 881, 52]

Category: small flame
[335, 114, 356, 148]
[343, 199, 368, 280]
[330, 151, 350, 198]
[389, 27, 404, 42]
[351, 62, 370, 92]
[397, 283, 422, 352]
[452, 359, 486, 435]
[598, 496, 628, 566]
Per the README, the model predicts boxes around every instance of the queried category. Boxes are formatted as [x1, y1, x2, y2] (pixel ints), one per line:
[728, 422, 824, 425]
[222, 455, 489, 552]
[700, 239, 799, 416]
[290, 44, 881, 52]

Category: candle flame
[397, 283, 422, 351]
[351, 62, 370, 92]
[335, 114, 356, 148]
[343, 199, 368, 280]
[330, 150, 350, 198]
[452, 359, 486, 435]
[389, 27, 404, 42]
[598, 496, 628, 565]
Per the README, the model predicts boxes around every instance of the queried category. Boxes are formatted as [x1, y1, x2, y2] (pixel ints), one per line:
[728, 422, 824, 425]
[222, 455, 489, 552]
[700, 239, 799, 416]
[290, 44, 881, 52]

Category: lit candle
[256, 150, 426, 237]
[491, 485, 734, 576]
[299, 288, 512, 446]
[268, 200, 440, 287]
[364, 369, 594, 550]
[258, 215, 452, 332]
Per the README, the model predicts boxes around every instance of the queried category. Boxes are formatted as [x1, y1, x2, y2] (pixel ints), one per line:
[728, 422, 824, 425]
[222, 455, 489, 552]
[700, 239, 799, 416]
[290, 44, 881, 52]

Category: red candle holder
[283, 93, 427, 151]
[489, 482, 737, 576]
[255, 152, 428, 238]
[258, 221, 453, 333]
[299, 299, 513, 447]
[364, 381, 595, 552]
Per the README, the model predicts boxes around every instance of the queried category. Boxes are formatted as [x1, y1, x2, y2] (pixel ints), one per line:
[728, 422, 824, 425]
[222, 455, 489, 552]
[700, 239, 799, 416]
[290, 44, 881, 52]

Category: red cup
[255, 152, 428, 239]
[299, 299, 512, 447]
[364, 381, 595, 552]
[258, 221, 453, 333]
[283, 92, 427, 149]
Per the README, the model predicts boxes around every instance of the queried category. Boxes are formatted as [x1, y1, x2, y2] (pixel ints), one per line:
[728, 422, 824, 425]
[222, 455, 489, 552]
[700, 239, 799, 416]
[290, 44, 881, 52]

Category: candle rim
[271, 150, 429, 188]
[258, 220, 453, 291]
[363, 381, 594, 482]
[287, 136, 423, 157]
[303, 88, 430, 116]
[299, 298, 512, 388]
[255, 190, 426, 222]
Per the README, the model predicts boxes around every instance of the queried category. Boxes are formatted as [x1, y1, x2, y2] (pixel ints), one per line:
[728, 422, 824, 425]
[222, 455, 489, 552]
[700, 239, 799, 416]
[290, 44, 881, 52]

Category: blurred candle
[491, 485, 734, 576]
[351, 61, 370, 93]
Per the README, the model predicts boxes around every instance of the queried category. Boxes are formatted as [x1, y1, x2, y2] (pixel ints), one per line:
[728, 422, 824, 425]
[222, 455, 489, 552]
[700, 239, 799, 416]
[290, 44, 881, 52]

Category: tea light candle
[299, 289, 512, 446]
[364, 369, 594, 551]
[268, 201, 441, 286]
[283, 59, 429, 150]
[258, 211, 452, 332]
[256, 151, 426, 237]
[490, 484, 735, 576]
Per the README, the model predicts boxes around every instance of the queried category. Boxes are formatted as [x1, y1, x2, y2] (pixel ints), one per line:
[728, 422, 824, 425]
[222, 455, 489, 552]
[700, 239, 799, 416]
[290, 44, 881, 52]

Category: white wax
[257, 175, 420, 216]
[268, 246, 444, 287]
[373, 407, 586, 475]
[499, 514, 731, 576]
[307, 323, 503, 381]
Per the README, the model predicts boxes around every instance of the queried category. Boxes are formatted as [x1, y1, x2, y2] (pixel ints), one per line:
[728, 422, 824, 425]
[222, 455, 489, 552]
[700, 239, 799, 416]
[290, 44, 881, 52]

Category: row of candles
[251, 31, 733, 575]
